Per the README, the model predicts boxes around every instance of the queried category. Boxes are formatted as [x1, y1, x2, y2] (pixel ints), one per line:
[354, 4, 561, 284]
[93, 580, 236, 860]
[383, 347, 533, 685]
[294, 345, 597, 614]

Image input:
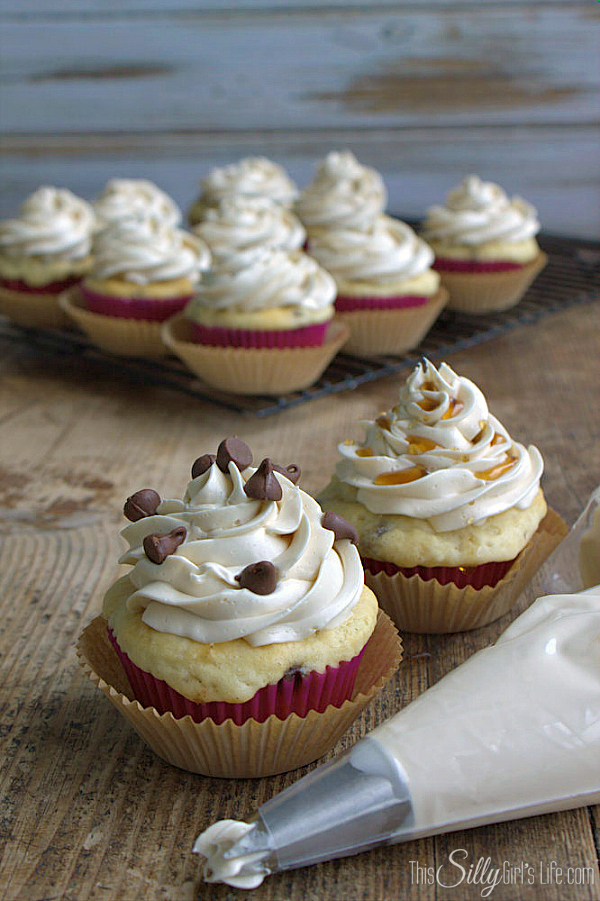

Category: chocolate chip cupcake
[77, 438, 401, 777]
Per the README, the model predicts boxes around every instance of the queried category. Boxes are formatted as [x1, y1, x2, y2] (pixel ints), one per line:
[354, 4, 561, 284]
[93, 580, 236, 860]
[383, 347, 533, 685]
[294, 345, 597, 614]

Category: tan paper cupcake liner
[161, 314, 350, 395]
[76, 609, 402, 778]
[335, 287, 448, 357]
[59, 287, 168, 358]
[440, 253, 548, 314]
[0, 283, 72, 329]
[364, 509, 567, 634]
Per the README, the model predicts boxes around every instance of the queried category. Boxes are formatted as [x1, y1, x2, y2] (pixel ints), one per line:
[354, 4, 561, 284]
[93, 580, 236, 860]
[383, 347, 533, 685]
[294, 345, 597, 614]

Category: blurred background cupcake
[94, 178, 182, 229]
[0, 186, 95, 329]
[421, 175, 547, 313]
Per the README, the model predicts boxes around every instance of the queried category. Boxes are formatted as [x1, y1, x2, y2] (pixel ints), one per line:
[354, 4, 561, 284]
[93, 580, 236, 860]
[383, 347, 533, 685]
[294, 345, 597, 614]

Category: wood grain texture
[0, 296, 599, 900]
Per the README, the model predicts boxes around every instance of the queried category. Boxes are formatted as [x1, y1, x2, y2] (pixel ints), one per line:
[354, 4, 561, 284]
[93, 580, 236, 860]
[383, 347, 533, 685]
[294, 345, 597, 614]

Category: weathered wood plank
[2, 127, 598, 238]
[0, 6, 598, 133]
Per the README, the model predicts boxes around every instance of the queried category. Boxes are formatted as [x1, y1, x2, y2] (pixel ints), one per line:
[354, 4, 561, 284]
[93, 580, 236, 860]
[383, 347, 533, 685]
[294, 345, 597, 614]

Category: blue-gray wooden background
[1, 1, 599, 238]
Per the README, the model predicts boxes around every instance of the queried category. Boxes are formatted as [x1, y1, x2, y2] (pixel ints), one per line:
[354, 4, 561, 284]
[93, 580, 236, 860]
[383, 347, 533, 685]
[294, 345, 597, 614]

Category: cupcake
[421, 175, 547, 313]
[77, 438, 401, 777]
[192, 194, 306, 266]
[94, 178, 181, 228]
[162, 247, 349, 394]
[0, 186, 95, 329]
[189, 157, 298, 226]
[319, 360, 566, 633]
[308, 215, 447, 356]
[61, 216, 210, 357]
[295, 150, 387, 235]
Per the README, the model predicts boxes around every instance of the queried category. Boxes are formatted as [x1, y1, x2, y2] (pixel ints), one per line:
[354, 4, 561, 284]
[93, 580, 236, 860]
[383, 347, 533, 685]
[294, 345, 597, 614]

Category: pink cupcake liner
[433, 257, 523, 274]
[80, 285, 194, 321]
[334, 294, 431, 312]
[108, 627, 366, 725]
[362, 556, 516, 589]
[187, 320, 329, 348]
[0, 275, 82, 295]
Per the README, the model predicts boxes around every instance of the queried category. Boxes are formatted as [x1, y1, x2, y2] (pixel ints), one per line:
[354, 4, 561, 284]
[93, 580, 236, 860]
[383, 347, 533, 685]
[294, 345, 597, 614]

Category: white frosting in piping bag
[120, 462, 363, 646]
[336, 359, 543, 530]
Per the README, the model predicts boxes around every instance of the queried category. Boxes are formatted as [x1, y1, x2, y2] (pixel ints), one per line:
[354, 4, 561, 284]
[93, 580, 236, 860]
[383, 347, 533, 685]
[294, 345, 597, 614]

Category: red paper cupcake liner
[334, 294, 431, 312]
[80, 285, 194, 321]
[0, 275, 82, 295]
[108, 627, 365, 725]
[362, 556, 516, 589]
[433, 257, 523, 274]
[187, 321, 329, 348]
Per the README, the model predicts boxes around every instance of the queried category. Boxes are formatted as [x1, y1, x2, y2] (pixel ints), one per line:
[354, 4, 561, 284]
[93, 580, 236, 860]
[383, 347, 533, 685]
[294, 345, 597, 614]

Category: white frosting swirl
[308, 215, 434, 284]
[337, 360, 543, 531]
[119, 462, 363, 646]
[0, 187, 95, 261]
[90, 217, 210, 285]
[193, 195, 305, 265]
[199, 157, 298, 207]
[422, 175, 540, 246]
[185, 247, 335, 316]
[295, 151, 386, 231]
[94, 178, 181, 228]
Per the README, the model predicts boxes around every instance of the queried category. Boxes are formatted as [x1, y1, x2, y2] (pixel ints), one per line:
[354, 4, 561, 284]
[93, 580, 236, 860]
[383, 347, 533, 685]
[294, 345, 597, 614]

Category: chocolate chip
[143, 526, 187, 564]
[272, 463, 301, 484]
[235, 561, 278, 595]
[216, 437, 253, 473]
[123, 489, 161, 522]
[321, 511, 359, 545]
[244, 459, 282, 501]
[191, 453, 216, 478]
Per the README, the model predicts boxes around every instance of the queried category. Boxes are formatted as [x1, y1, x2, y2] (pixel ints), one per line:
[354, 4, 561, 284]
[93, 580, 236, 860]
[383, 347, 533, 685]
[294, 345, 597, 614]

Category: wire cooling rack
[1, 234, 598, 417]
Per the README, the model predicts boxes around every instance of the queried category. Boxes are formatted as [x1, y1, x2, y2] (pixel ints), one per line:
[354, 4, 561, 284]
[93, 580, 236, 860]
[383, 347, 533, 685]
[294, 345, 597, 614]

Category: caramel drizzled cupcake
[77, 438, 401, 777]
[320, 360, 566, 632]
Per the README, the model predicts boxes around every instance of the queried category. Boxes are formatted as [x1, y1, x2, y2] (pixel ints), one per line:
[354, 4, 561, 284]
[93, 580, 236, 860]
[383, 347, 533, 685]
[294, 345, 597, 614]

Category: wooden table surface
[1, 295, 599, 901]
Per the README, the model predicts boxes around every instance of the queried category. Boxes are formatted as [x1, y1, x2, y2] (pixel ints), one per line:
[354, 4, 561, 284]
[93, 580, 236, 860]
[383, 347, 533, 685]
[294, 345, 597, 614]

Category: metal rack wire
[1, 234, 597, 417]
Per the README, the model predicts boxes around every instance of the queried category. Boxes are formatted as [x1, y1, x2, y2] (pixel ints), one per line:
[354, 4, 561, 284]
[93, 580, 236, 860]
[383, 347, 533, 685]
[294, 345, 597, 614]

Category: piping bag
[193, 487, 600, 889]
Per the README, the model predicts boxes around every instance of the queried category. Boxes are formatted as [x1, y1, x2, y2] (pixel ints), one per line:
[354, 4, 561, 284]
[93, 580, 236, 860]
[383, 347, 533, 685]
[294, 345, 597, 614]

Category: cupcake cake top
[0, 186, 96, 262]
[90, 217, 210, 286]
[118, 438, 363, 646]
[94, 178, 181, 228]
[197, 157, 298, 208]
[421, 175, 540, 246]
[192, 195, 306, 266]
[295, 151, 387, 231]
[336, 359, 543, 531]
[184, 247, 335, 319]
[308, 215, 435, 285]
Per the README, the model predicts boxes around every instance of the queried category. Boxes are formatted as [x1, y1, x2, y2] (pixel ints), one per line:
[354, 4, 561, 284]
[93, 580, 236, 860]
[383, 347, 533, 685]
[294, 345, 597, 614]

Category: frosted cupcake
[308, 216, 447, 356]
[0, 186, 95, 329]
[421, 175, 547, 313]
[295, 150, 386, 236]
[192, 194, 305, 266]
[189, 157, 298, 226]
[163, 247, 349, 394]
[94, 178, 181, 228]
[77, 438, 401, 777]
[61, 216, 210, 357]
[319, 360, 566, 632]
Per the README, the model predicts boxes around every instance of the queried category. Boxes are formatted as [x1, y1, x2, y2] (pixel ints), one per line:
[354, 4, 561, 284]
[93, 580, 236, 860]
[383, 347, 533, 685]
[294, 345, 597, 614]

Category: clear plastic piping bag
[194, 487, 600, 889]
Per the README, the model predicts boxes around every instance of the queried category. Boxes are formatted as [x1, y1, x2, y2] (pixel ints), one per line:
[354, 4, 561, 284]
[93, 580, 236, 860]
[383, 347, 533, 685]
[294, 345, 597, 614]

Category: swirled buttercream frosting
[118, 448, 364, 646]
[94, 178, 181, 228]
[295, 151, 387, 231]
[308, 216, 435, 285]
[90, 217, 210, 285]
[198, 157, 298, 208]
[421, 175, 540, 246]
[184, 247, 335, 320]
[0, 187, 95, 261]
[336, 359, 543, 531]
[193, 195, 306, 265]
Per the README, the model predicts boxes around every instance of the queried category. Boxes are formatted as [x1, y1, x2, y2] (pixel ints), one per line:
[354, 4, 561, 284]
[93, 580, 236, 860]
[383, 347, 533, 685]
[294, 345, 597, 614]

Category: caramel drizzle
[417, 396, 464, 418]
[374, 466, 427, 485]
[356, 447, 375, 457]
[476, 453, 517, 481]
[406, 435, 438, 454]
[375, 414, 391, 430]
